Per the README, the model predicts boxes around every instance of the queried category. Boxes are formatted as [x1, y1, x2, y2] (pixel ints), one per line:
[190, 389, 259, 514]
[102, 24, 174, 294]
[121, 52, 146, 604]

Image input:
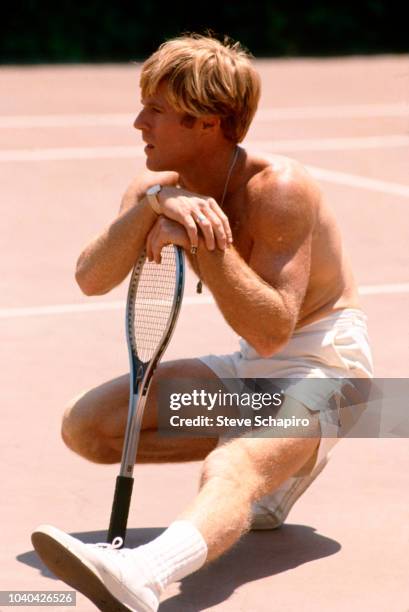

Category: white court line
[1, 143, 408, 199]
[257, 103, 409, 121]
[0, 145, 145, 162]
[253, 134, 409, 152]
[1, 283, 408, 319]
[256, 152, 409, 199]
[1, 133, 409, 163]
[306, 165, 409, 199]
[0, 295, 212, 319]
[1, 104, 408, 128]
[0, 143, 408, 199]
[0, 114, 134, 128]
[359, 283, 409, 295]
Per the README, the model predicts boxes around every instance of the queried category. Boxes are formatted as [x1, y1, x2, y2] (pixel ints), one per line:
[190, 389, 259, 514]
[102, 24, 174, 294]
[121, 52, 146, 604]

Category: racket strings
[129, 247, 177, 363]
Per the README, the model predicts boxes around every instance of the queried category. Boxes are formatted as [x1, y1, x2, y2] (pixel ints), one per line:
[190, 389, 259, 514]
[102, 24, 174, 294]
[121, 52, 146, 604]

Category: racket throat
[119, 392, 147, 477]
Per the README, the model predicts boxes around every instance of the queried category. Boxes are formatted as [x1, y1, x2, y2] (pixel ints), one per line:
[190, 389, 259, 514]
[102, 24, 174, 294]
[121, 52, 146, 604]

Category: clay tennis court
[1, 55, 408, 611]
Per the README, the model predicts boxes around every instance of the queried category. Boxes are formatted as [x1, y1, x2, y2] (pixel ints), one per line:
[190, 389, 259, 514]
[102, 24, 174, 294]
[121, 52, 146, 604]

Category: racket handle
[107, 475, 134, 545]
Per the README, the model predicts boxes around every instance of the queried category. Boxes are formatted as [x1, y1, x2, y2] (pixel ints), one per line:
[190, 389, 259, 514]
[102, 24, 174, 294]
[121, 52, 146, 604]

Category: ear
[199, 115, 221, 131]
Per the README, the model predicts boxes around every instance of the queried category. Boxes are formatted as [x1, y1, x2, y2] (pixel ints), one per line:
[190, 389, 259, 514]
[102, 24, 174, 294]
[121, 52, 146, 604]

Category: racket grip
[107, 475, 134, 545]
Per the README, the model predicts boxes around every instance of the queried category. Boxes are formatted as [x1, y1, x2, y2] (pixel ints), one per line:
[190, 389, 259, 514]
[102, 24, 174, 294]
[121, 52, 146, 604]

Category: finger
[201, 209, 228, 250]
[163, 197, 199, 248]
[208, 199, 233, 244]
[145, 229, 154, 262]
[194, 211, 215, 250]
[151, 237, 163, 264]
[182, 215, 199, 249]
[148, 219, 163, 261]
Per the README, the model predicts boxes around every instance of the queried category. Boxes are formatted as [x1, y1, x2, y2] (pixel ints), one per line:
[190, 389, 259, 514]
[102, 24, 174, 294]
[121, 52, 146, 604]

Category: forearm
[76, 197, 157, 295]
[195, 244, 293, 356]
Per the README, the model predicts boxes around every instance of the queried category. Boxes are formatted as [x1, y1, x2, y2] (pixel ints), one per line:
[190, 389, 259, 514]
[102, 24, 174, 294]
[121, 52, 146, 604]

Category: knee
[200, 442, 257, 493]
[61, 393, 86, 448]
[61, 394, 115, 464]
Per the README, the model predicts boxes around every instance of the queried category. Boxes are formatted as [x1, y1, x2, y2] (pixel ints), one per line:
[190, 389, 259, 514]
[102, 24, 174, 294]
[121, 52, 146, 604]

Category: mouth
[144, 144, 154, 153]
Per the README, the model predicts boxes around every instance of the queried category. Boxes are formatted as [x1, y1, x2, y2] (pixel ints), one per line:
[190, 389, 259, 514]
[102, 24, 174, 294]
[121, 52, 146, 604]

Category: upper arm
[248, 163, 319, 327]
[119, 170, 179, 214]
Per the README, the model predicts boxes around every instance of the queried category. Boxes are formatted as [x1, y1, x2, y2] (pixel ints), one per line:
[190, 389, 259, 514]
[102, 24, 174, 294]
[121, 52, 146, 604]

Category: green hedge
[2, 1, 408, 63]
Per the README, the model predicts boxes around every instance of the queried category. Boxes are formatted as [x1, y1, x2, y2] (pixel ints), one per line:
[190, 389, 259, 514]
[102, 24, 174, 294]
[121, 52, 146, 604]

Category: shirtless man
[31, 34, 373, 611]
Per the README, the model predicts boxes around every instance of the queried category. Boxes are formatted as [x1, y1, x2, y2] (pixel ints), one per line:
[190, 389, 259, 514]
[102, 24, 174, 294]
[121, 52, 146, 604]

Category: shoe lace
[86, 536, 132, 558]
[93, 537, 124, 549]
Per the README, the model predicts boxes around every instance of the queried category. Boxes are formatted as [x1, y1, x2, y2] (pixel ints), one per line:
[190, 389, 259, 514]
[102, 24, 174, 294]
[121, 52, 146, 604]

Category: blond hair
[140, 33, 261, 143]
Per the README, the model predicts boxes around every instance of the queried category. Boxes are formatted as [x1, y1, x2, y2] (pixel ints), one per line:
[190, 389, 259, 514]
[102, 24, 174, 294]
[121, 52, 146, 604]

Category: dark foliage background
[2, 1, 408, 63]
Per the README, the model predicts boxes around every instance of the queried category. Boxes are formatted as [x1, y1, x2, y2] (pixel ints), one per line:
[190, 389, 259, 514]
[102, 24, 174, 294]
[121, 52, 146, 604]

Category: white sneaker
[31, 525, 159, 612]
[250, 456, 329, 530]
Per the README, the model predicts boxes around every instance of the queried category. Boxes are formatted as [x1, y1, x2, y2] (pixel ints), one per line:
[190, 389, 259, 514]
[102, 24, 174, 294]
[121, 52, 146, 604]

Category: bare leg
[62, 365, 321, 563]
[179, 398, 321, 562]
[61, 359, 220, 464]
[33, 381, 323, 612]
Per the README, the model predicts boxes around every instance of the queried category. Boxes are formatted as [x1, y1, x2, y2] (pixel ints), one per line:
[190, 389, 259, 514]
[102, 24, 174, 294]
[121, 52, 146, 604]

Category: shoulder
[247, 154, 321, 213]
[246, 155, 321, 239]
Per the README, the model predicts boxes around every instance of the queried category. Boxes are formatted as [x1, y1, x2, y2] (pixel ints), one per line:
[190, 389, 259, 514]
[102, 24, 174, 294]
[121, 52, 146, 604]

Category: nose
[133, 108, 148, 131]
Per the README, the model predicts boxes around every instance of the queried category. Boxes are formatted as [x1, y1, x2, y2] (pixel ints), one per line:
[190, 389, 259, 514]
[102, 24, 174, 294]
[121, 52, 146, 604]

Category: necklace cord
[196, 145, 239, 294]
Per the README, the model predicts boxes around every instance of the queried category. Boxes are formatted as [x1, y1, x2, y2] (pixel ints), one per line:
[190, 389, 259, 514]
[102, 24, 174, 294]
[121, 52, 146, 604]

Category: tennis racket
[107, 244, 185, 544]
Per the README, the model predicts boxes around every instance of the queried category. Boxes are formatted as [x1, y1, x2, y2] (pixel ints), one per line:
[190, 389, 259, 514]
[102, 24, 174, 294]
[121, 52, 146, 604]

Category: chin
[145, 157, 160, 171]
[145, 156, 174, 173]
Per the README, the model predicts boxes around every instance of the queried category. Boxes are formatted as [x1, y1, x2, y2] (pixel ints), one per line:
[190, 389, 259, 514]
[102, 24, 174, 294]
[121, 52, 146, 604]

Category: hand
[146, 216, 191, 264]
[155, 186, 233, 251]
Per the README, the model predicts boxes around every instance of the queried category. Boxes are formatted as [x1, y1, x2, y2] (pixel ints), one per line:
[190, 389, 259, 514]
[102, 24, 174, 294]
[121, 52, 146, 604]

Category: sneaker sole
[31, 530, 139, 612]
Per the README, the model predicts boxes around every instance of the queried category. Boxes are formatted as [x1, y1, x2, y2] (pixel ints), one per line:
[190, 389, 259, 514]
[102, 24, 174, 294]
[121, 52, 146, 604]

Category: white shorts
[198, 308, 374, 525]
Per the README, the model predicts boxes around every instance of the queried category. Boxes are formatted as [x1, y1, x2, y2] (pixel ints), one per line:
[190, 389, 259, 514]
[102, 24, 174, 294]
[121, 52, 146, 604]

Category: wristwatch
[145, 183, 162, 214]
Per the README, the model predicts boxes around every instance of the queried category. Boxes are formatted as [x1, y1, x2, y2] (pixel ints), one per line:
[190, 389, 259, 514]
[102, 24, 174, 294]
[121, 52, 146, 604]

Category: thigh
[66, 357, 221, 457]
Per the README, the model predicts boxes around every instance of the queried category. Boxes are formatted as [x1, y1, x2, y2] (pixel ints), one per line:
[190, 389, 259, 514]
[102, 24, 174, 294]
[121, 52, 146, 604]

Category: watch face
[147, 184, 161, 196]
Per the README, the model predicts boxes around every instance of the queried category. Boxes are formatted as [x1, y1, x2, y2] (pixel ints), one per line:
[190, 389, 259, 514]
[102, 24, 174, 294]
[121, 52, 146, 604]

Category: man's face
[134, 80, 201, 172]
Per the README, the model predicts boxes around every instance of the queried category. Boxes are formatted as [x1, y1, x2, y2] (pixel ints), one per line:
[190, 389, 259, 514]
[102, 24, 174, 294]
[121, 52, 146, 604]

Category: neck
[178, 144, 239, 204]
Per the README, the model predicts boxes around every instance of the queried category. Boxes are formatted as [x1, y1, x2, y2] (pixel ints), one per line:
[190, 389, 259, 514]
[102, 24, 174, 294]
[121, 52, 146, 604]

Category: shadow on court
[18, 525, 340, 610]
[17, 528, 163, 579]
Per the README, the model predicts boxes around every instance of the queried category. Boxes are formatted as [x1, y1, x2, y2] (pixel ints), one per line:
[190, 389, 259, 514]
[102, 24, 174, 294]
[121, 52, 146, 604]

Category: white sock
[132, 521, 208, 594]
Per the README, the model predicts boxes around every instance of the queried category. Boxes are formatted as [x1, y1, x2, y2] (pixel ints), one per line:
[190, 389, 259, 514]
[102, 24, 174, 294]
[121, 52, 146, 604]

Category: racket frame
[107, 245, 185, 543]
[121, 245, 185, 476]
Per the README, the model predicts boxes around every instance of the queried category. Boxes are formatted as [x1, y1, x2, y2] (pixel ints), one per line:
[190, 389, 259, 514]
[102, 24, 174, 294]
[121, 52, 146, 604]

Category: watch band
[145, 184, 162, 214]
